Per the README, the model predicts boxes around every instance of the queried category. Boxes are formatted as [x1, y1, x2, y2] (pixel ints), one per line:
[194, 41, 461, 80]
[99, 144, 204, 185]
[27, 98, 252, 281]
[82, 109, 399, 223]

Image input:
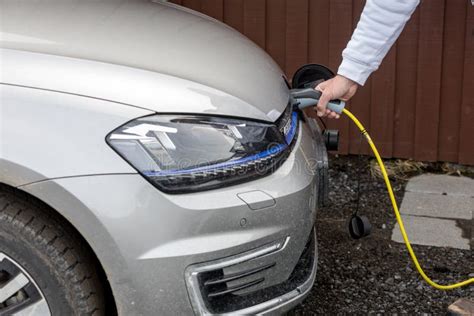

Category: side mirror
[291, 64, 335, 89]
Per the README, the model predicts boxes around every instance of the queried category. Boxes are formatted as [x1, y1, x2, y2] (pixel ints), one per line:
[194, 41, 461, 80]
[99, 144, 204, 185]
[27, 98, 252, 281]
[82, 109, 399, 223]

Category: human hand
[315, 75, 359, 119]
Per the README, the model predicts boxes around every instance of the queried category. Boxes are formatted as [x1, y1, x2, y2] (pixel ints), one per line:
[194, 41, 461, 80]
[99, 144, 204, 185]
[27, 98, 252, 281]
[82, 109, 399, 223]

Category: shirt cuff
[337, 57, 373, 86]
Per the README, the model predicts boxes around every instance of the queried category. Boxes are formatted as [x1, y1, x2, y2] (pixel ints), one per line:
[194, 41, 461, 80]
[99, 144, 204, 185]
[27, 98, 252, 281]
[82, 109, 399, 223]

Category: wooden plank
[438, 0, 467, 162]
[224, 0, 244, 32]
[243, 0, 266, 49]
[265, 0, 286, 70]
[201, 0, 224, 20]
[369, 48, 396, 157]
[414, 0, 445, 161]
[348, 0, 371, 155]
[285, 0, 309, 77]
[304, 0, 329, 123]
[326, 0, 352, 154]
[458, 2, 474, 165]
[308, 0, 329, 65]
[182, 0, 201, 11]
[393, 8, 420, 159]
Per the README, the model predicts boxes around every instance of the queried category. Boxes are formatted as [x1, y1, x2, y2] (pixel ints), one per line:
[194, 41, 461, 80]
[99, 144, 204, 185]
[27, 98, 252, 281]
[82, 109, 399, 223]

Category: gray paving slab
[406, 174, 474, 197]
[391, 215, 470, 250]
[448, 298, 474, 316]
[400, 191, 473, 220]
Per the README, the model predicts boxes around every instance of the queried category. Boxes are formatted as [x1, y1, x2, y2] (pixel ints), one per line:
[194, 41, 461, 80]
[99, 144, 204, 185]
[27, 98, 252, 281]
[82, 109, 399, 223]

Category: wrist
[337, 57, 371, 85]
[336, 74, 358, 87]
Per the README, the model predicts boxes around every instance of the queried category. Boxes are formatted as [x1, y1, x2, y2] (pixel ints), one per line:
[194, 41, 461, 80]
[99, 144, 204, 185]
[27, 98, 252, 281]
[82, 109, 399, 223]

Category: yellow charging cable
[342, 108, 474, 290]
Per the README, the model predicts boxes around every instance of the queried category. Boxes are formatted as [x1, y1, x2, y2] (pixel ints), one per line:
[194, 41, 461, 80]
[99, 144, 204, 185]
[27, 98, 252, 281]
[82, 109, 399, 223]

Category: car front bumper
[21, 114, 328, 315]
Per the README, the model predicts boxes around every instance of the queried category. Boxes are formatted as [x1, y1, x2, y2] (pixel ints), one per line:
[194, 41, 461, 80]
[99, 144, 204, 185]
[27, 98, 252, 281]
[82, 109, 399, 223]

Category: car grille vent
[192, 229, 315, 314]
[201, 262, 276, 299]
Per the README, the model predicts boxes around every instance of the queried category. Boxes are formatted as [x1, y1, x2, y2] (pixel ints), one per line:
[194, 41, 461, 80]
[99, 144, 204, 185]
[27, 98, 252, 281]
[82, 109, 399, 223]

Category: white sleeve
[337, 0, 420, 85]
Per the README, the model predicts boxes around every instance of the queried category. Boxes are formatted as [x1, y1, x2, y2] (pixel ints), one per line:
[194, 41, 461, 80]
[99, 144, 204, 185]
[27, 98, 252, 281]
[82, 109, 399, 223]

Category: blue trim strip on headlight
[144, 112, 299, 177]
[285, 111, 298, 145]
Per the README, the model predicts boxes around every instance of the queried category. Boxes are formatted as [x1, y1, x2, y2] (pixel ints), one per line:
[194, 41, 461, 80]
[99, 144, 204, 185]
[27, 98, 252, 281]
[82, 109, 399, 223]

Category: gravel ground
[290, 155, 473, 315]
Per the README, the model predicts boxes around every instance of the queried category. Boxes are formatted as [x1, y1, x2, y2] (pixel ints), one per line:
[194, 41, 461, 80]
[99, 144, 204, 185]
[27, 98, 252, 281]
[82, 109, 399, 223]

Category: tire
[0, 188, 105, 315]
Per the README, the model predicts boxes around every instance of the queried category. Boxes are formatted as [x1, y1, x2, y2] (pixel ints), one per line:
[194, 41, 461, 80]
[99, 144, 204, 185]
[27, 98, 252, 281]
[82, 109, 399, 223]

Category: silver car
[0, 0, 329, 314]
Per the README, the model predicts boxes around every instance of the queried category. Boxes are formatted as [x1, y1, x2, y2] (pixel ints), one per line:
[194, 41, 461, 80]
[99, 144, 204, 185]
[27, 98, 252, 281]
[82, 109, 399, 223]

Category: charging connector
[290, 88, 346, 114]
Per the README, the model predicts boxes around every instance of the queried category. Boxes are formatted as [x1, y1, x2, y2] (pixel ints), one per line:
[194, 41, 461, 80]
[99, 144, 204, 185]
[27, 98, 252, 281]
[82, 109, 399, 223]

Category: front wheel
[0, 189, 105, 315]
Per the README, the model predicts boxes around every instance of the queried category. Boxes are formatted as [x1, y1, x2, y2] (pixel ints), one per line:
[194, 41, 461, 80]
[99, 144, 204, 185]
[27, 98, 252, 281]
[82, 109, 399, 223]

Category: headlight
[107, 110, 298, 193]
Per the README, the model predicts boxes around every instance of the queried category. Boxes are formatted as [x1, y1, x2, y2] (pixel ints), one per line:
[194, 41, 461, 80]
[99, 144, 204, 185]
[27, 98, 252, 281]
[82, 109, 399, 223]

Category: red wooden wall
[169, 0, 474, 165]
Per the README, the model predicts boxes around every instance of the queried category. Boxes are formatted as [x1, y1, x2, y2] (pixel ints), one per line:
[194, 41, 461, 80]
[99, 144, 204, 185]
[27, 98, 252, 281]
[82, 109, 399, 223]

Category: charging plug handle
[290, 88, 346, 114]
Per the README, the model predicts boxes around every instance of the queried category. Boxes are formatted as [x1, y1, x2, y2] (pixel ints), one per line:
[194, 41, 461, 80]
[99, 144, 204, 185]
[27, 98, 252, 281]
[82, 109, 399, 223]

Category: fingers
[315, 79, 329, 91]
[323, 108, 339, 119]
[314, 77, 345, 119]
[316, 89, 331, 117]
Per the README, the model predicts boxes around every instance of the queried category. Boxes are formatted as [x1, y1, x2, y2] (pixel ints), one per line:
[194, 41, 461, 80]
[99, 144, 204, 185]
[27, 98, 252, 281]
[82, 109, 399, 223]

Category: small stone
[394, 274, 402, 280]
[382, 224, 387, 229]
[386, 277, 394, 285]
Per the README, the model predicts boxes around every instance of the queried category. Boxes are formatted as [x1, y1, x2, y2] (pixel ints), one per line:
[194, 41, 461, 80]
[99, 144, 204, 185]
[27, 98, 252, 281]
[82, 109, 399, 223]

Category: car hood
[0, 0, 289, 122]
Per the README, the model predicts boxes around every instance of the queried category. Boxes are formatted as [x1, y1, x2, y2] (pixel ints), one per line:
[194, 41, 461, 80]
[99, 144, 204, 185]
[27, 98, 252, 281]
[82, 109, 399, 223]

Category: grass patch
[369, 158, 474, 180]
